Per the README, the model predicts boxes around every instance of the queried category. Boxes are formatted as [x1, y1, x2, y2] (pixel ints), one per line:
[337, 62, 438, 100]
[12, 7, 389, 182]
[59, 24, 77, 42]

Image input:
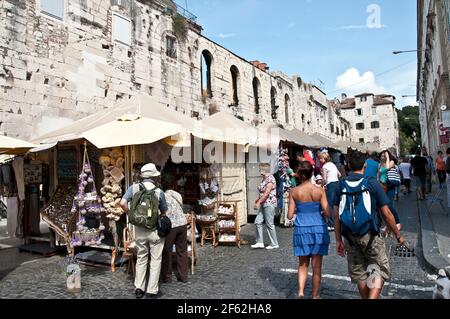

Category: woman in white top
[319, 152, 341, 230]
[398, 158, 412, 194]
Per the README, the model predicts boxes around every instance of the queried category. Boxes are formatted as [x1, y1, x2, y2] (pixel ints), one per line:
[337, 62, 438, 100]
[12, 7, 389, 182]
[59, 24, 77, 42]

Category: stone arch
[284, 94, 290, 124]
[230, 65, 240, 106]
[252, 77, 261, 115]
[271, 86, 278, 120]
[201, 49, 213, 98]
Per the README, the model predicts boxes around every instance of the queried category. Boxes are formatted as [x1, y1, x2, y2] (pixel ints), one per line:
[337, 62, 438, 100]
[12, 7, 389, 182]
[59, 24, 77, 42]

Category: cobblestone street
[0, 193, 435, 299]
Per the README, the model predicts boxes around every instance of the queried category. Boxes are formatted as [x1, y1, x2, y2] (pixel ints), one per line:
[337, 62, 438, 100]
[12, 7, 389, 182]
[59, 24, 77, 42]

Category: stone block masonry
[0, 0, 351, 144]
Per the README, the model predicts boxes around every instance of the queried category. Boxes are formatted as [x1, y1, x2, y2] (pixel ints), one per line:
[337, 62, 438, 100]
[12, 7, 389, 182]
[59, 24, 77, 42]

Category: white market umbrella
[0, 135, 37, 155]
[81, 114, 182, 149]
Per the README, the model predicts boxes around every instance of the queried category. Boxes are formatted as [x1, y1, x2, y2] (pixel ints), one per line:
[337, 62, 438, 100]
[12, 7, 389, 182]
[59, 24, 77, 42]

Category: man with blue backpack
[333, 151, 405, 299]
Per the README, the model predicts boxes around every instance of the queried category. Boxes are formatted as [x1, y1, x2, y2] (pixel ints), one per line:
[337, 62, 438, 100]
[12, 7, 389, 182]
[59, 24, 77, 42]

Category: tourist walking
[398, 157, 412, 194]
[287, 161, 330, 299]
[120, 163, 168, 299]
[446, 148, 450, 208]
[364, 152, 379, 179]
[319, 152, 340, 231]
[378, 150, 401, 228]
[436, 151, 447, 189]
[333, 151, 405, 299]
[410, 149, 428, 200]
[161, 190, 189, 284]
[252, 163, 279, 250]
[422, 148, 435, 194]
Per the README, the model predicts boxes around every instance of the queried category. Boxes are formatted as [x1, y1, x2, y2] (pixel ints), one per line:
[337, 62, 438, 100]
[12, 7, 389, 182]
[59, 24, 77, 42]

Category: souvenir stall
[0, 136, 41, 249]
[36, 141, 128, 266]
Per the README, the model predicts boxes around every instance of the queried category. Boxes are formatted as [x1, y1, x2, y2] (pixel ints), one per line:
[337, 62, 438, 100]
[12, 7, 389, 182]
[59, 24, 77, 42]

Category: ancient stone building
[0, 0, 351, 143]
[339, 93, 400, 155]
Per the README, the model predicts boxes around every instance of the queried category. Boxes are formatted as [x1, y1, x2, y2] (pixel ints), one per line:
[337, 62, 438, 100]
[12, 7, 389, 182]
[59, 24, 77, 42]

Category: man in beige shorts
[333, 151, 405, 299]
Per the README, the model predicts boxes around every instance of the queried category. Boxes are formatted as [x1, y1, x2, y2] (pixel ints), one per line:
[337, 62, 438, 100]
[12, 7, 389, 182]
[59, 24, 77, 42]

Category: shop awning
[256, 123, 299, 147]
[335, 140, 359, 153]
[81, 114, 181, 149]
[0, 135, 37, 155]
[289, 129, 323, 148]
[197, 112, 257, 146]
[33, 95, 199, 148]
[29, 142, 58, 153]
[310, 133, 340, 150]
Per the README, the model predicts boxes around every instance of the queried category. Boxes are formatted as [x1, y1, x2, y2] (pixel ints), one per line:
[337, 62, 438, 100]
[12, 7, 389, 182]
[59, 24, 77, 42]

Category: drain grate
[392, 244, 415, 258]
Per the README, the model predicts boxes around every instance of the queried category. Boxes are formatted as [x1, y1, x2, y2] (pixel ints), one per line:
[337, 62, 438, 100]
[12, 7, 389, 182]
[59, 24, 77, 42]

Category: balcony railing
[175, 3, 197, 23]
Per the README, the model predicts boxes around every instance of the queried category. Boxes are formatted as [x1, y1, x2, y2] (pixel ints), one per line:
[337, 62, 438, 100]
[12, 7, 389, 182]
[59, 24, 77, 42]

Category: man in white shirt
[398, 157, 412, 194]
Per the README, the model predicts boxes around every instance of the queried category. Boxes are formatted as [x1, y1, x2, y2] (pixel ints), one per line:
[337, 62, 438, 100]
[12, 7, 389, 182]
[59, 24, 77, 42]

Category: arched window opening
[284, 94, 290, 124]
[271, 87, 278, 120]
[252, 77, 261, 114]
[201, 50, 213, 98]
[230, 65, 240, 106]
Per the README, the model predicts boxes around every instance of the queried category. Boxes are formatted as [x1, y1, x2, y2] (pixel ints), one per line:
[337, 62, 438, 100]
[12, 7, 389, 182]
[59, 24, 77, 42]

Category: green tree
[397, 105, 421, 156]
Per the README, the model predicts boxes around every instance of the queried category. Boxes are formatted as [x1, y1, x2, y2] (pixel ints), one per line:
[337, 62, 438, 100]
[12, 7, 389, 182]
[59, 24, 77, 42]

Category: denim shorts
[414, 175, 426, 189]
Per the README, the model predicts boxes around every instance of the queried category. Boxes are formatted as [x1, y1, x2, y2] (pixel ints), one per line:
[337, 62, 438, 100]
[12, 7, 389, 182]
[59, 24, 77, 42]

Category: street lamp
[392, 50, 423, 55]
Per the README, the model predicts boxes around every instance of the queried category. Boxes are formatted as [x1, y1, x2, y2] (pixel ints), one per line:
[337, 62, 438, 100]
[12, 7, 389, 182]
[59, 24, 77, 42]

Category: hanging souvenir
[71, 143, 105, 247]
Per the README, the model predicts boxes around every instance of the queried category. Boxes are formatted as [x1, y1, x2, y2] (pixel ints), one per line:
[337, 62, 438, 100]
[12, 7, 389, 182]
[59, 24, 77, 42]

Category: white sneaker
[265, 245, 279, 250]
[251, 243, 265, 249]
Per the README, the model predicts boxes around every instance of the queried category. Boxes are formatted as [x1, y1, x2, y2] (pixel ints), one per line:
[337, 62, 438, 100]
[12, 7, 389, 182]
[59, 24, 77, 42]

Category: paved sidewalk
[0, 196, 434, 299]
[419, 185, 450, 269]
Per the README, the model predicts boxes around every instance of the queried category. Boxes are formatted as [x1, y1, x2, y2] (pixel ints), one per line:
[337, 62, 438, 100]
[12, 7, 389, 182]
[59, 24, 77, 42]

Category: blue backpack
[338, 177, 379, 236]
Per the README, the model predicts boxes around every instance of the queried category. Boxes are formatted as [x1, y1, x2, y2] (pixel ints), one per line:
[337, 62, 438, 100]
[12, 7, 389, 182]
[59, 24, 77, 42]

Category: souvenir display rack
[70, 143, 106, 248]
[215, 202, 240, 248]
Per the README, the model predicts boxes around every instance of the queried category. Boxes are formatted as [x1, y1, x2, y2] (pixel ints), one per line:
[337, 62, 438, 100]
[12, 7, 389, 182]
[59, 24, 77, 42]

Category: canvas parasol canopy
[0, 135, 37, 155]
[289, 129, 324, 148]
[310, 133, 340, 150]
[197, 112, 257, 146]
[33, 95, 197, 148]
[81, 114, 181, 149]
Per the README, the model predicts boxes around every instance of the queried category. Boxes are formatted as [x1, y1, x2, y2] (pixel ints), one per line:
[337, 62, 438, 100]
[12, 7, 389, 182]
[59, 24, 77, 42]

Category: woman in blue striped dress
[288, 161, 330, 299]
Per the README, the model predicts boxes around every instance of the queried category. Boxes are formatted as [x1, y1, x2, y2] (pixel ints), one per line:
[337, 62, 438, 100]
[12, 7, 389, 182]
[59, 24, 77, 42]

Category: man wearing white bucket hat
[120, 163, 168, 299]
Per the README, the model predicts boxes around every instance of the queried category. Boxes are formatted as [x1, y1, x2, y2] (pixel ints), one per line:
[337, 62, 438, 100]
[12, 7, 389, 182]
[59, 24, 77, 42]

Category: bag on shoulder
[387, 167, 401, 186]
[338, 178, 378, 236]
[157, 215, 172, 238]
[129, 183, 160, 230]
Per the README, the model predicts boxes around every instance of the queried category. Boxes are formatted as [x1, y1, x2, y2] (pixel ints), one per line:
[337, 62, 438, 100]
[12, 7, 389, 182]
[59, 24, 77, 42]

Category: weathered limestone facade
[417, 0, 450, 155]
[339, 93, 400, 155]
[0, 0, 351, 144]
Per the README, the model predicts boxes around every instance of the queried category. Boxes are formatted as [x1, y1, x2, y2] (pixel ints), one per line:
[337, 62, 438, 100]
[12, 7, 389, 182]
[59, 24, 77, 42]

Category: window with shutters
[40, 0, 65, 20]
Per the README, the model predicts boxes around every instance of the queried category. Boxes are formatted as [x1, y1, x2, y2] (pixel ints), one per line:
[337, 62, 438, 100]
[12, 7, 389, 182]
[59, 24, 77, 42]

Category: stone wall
[0, 0, 351, 146]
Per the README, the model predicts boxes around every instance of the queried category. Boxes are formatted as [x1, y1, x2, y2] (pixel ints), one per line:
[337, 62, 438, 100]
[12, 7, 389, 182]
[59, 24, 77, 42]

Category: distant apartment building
[417, 0, 450, 155]
[338, 93, 400, 155]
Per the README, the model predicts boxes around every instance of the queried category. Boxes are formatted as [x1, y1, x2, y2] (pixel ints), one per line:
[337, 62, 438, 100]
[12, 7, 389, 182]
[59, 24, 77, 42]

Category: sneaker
[135, 288, 145, 299]
[327, 226, 335, 231]
[251, 243, 265, 249]
[265, 245, 279, 250]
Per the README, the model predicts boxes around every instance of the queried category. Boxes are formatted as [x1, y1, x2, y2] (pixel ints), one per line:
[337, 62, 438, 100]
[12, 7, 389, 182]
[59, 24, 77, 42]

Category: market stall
[0, 136, 43, 250]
